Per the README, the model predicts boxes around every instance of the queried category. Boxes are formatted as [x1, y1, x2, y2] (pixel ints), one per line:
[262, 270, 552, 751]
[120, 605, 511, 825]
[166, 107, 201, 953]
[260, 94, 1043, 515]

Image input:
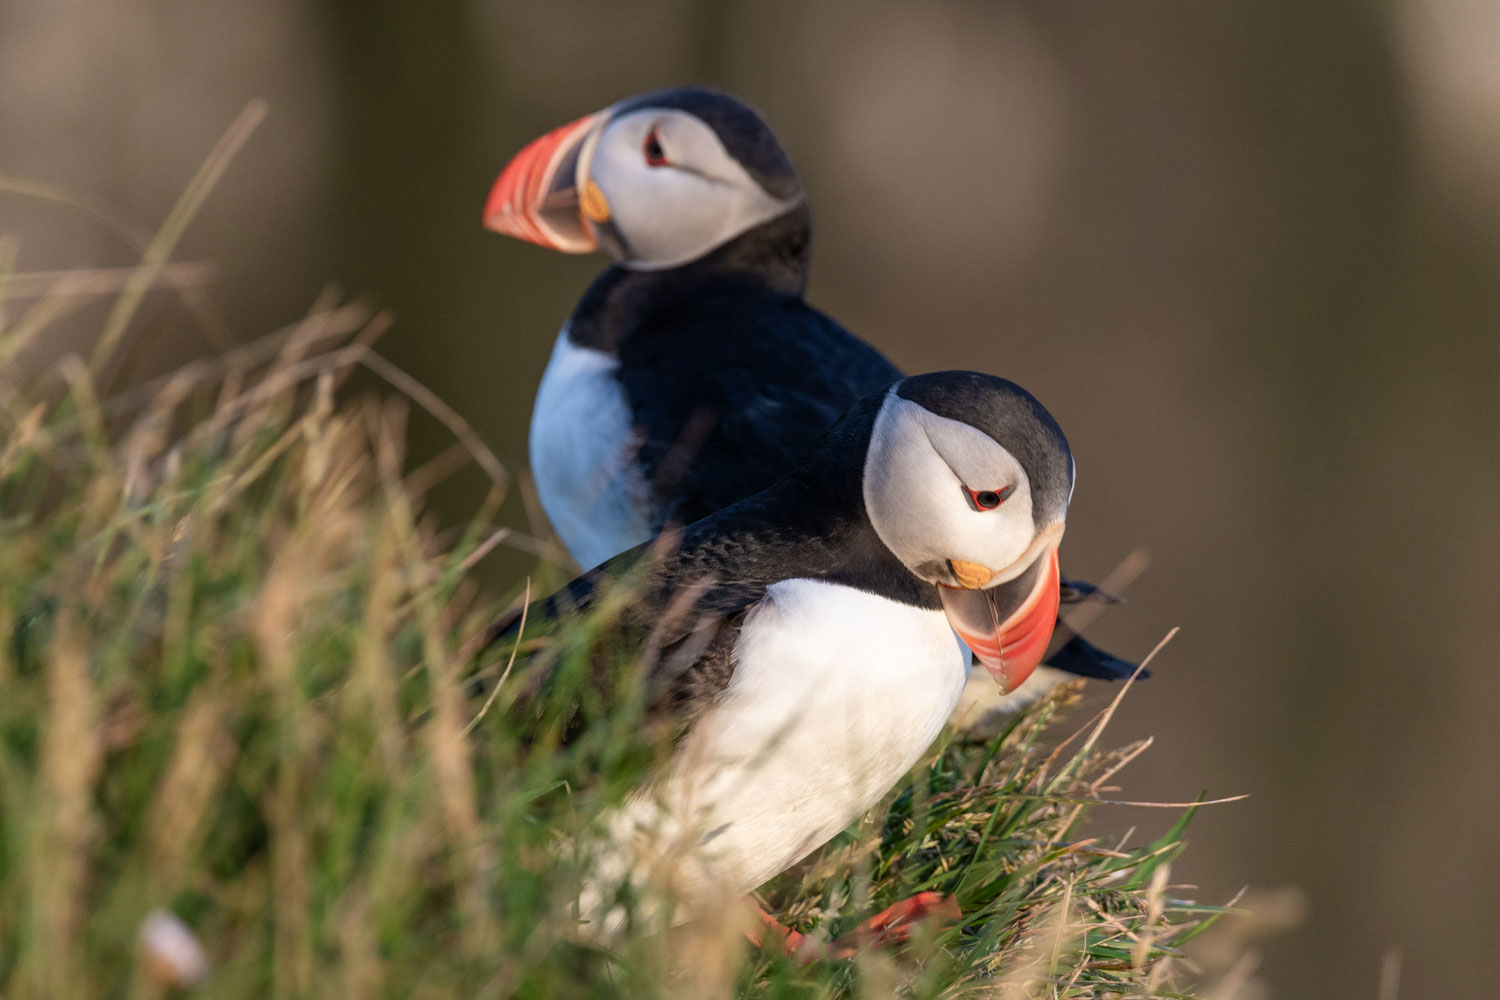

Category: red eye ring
[964, 485, 1014, 511]
[643, 127, 669, 167]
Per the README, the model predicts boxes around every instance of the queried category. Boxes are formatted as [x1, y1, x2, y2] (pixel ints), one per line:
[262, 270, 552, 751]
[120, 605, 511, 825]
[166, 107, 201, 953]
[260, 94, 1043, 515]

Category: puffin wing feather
[617, 300, 899, 528]
[485, 530, 783, 739]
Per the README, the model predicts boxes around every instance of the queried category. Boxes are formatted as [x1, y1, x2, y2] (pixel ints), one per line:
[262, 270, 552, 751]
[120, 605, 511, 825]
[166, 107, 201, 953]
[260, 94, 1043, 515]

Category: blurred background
[3, 1, 1497, 996]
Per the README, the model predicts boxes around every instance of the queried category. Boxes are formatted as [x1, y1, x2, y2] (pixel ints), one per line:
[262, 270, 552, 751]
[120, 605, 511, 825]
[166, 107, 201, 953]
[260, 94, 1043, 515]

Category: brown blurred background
[4, 2, 1497, 996]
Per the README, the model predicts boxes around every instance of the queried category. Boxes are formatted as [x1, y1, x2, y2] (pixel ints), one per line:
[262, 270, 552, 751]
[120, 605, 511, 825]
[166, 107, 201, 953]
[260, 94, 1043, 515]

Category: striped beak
[484, 111, 603, 253]
[939, 544, 1062, 694]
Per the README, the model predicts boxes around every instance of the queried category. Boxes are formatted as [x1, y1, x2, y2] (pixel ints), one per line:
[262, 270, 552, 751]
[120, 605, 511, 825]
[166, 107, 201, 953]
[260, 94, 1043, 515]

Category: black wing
[484, 525, 792, 735]
[1048, 576, 1141, 680]
[1059, 576, 1125, 605]
[617, 296, 900, 529]
[1043, 623, 1145, 682]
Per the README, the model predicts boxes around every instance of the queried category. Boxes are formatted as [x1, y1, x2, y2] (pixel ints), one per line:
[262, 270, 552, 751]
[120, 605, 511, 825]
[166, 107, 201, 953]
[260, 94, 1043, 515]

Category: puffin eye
[643, 127, 669, 167]
[964, 485, 1014, 511]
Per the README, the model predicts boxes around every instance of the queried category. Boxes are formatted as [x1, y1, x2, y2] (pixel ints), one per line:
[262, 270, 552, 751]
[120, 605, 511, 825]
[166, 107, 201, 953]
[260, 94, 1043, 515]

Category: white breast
[528, 329, 652, 569]
[587, 580, 966, 925]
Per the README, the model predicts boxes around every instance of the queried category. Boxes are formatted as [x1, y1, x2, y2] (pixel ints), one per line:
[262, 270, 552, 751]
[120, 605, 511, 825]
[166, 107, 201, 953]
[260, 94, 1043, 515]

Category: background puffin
[492, 371, 1076, 947]
[484, 86, 1139, 718]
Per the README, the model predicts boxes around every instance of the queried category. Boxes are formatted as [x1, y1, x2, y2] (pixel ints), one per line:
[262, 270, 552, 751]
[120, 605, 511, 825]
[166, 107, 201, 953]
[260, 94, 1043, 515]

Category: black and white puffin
[495, 371, 1075, 943]
[484, 86, 1137, 718]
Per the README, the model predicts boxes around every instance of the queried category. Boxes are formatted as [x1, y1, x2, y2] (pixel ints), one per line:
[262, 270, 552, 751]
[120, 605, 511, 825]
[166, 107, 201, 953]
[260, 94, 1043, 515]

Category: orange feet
[745, 892, 962, 962]
[745, 901, 815, 957]
[842, 890, 963, 948]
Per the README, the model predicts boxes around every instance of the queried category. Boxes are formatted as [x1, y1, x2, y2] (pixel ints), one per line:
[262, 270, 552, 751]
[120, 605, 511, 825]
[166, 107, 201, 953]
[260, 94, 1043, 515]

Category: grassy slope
[0, 161, 1239, 998]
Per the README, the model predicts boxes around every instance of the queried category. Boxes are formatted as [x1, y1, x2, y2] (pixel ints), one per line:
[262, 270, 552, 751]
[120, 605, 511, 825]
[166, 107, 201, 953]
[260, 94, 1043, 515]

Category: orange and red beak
[939, 546, 1062, 693]
[484, 111, 603, 253]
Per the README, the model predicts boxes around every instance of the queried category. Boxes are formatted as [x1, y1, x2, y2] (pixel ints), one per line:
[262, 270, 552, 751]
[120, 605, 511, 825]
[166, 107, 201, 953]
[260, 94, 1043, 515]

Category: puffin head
[862, 372, 1075, 693]
[484, 87, 805, 270]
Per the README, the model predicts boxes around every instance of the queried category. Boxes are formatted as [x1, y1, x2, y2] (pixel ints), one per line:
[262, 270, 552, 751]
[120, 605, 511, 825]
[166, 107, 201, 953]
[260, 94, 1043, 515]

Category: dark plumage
[494, 373, 1138, 740]
[487, 86, 1138, 688]
[496, 388, 912, 726]
[566, 208, 901, 529]
[490, 371, 1101, 922]
[610, 86, 802, 201]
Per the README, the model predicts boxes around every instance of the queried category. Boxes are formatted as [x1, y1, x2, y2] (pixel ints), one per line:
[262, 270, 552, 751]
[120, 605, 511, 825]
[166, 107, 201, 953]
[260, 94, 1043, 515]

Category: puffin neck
[565, 204, 811, 354]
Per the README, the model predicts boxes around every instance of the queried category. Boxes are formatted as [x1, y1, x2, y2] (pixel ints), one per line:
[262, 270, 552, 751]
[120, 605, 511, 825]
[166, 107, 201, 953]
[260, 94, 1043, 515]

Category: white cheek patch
[863, 392, 1037, 579]
[586, 108, 802, 270]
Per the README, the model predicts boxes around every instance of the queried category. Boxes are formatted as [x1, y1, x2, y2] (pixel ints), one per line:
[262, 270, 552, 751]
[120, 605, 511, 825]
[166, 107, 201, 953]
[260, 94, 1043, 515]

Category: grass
[0, 124, 1245, 999]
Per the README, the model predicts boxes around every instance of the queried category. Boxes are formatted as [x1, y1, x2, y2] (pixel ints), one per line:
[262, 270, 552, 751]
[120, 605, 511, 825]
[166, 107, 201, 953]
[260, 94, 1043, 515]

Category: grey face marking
[581, 107, 804, 270]
[892, 371, 1073, 533]
[863, 389, 1044, 586]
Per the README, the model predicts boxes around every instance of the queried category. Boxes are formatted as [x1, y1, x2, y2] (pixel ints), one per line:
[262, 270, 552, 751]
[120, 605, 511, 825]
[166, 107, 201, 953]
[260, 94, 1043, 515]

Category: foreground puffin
[484, 86, 1137, 718]
[493, 372, 1075, 946]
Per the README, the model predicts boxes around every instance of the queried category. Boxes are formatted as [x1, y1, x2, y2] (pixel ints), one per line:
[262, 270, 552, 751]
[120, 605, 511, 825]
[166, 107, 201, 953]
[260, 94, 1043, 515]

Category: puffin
[483, 86, 1137, 720]
[493, 371, 1077, 947]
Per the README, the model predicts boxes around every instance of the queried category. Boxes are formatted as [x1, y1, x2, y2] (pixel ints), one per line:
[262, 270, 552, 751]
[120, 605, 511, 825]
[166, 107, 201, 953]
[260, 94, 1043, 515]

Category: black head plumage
[611, 86, 802, 201]
[894, 371, 1074, 527]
